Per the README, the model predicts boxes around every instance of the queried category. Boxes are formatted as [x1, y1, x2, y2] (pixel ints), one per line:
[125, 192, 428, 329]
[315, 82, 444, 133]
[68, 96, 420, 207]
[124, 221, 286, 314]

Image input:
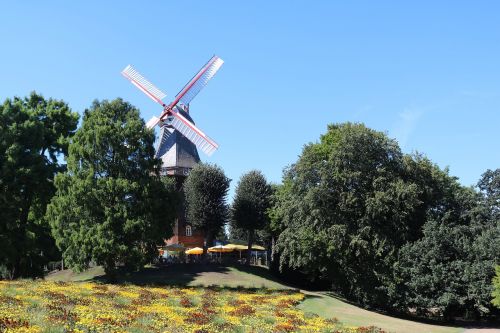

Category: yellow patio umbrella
[208, 245, 233, 260]
[225, 244, 247, 250]
[185, 247, 203, 255]
[225, 244, 266, 251]
[208, 245, 233, 253]
[251, 245, 266, 265]
[225, 244, 247, 259]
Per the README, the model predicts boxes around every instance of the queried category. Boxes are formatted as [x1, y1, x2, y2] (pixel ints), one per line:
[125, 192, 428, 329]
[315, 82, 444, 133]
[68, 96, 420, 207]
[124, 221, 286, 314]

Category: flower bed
[0, 280, 384, 332]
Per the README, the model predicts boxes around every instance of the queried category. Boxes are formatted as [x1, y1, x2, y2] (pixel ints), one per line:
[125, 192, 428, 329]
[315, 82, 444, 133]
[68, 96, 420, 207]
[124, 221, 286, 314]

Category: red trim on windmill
[121, 56, 223, 156]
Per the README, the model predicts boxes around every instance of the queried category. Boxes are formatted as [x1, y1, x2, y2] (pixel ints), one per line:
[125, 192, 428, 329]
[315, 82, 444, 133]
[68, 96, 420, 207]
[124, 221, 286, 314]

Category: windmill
[121, 56, 224, 249]
[121, 55, 224, 178]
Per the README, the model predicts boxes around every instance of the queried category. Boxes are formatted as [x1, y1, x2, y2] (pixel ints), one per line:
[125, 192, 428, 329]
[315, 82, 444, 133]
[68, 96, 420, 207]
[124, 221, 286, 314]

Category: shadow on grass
[87, 264, 295, 292]
[93, 264, 229, 286]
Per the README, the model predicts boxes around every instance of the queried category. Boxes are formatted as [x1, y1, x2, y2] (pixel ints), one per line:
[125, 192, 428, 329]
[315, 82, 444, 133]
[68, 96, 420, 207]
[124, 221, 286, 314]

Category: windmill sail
[121, 65, 167, 105]
[169, 111, 218, 156]
[121, 56, 223, 157]
[146, 116, 160, 129]
[172, 56, 224, 107]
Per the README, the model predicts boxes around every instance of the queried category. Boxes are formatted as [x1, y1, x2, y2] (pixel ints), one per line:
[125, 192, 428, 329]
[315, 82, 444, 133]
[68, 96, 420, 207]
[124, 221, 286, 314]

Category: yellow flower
[0, 280, 361, 332]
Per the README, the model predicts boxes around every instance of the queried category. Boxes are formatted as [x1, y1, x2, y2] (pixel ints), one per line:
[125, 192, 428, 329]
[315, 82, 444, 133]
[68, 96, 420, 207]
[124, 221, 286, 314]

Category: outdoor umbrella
[225, 244, 266, 251]
[225, 244, 247, 259]
[208, 245, 233, 260]
[208, 245, 233, 253]
[250, 245, 267, 266]
[225, 244, 266, 262]
[185, 247, 203, 255]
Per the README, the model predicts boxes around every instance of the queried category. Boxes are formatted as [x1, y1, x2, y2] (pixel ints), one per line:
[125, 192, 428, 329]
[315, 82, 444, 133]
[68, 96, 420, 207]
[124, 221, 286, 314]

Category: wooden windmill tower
[121, 56, 224, 247]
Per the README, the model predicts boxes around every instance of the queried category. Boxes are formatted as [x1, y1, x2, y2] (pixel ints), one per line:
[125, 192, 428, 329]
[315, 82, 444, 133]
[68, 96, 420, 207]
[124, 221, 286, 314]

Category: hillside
[43, 265, 495, 333]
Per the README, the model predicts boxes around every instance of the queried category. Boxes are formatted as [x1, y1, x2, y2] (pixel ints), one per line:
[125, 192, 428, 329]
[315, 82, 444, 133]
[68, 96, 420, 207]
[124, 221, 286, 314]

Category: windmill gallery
[122, 56, 224, 250]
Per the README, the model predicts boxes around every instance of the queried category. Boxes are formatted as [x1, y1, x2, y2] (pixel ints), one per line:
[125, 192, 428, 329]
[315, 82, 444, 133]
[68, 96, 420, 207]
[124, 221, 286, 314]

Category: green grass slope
[298, 291, 464, 333]
[46, 264, 292, 290]
[46, 265, 486, 333]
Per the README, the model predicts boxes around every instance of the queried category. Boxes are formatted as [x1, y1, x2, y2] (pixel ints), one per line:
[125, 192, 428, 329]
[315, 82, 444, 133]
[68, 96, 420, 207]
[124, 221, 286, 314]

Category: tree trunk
[266, 236, 273, 268]
[202, 230, 213, 264]
[270, 236, 280, 273]
[10, 191, 34, 279]
[246, 229, 254, 266]
[104, 258, 117, 282]
[6, 263, 16, 280]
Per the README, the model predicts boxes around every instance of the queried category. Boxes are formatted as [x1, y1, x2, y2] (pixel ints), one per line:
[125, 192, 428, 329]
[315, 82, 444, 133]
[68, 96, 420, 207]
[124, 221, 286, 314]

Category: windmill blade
[169, 111, 218, 156]
[171, 56, 224, 107]
[121, 65, 167, 105]
[146, 116, 160, 129]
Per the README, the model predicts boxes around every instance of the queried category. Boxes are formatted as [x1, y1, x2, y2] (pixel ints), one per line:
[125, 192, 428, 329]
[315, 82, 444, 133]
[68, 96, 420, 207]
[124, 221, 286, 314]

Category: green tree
[396, 169, 500, 319]
[271, 122, 500, 318]
[396, 204, 499, 319]
[0, 92, 78, 278]
[274, 123, 425, 306]
[478, 169, 500, 222]
[183, 163, 230, 258]
[482, 169, 500, 312]
[46, 99, 177, 276]
[231, 170, 271, 265]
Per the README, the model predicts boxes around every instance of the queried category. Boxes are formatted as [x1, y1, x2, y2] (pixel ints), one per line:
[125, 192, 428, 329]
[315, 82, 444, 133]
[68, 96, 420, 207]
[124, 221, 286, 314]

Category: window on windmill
[185, 225, 192, 237]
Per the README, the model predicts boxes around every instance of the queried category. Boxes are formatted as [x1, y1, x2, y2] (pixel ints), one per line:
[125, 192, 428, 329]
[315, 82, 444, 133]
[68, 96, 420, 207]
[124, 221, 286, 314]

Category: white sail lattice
[170, 111, 218, 156]
[122, 56, 223, 157]
[121, 65, 167, 105]
[175, 56, 224, 106]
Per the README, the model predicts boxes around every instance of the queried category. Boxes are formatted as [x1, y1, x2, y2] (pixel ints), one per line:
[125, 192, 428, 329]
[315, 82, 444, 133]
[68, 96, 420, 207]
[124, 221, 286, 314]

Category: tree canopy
[183, 163, 230, 256]
[46, 99, 177, 275]
[272, 122, 500, 318]
[231, 170, 272, 264]
[0, 92, 78, 278]
[478, 169, 500, 222]
[274, 123, 417, 306]
[396, 169, 500, 318]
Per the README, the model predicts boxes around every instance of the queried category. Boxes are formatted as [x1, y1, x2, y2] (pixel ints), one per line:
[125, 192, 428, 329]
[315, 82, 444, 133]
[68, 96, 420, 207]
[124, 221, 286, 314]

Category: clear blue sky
[1, 1, 499, 198]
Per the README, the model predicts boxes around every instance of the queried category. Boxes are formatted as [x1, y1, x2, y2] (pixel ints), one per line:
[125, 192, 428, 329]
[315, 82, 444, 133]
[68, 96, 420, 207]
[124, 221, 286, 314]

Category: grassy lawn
[46, 266, 106, 282]
[298, 291, 465, 333]
[44, 265, 489, 333]
[47, 264, 293, 290]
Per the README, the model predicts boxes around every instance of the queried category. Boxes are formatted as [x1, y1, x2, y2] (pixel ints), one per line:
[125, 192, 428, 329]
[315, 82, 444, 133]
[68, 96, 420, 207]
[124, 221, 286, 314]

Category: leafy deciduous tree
[46, 99, 177, 275]
[396, 168, 500, 319]
[274, 123, 421, 306]
[231, 170, 271, 265]
[0, 92, 78, 278]
[272, 122, 500, 319]
[396, 204, 499, 319]
[478, 169, 500, 222]
[183, 163, 230, 258]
